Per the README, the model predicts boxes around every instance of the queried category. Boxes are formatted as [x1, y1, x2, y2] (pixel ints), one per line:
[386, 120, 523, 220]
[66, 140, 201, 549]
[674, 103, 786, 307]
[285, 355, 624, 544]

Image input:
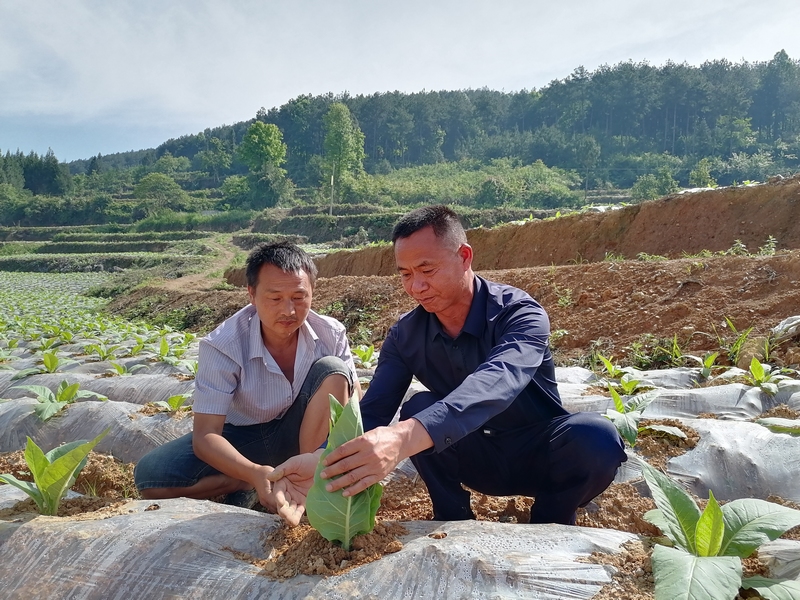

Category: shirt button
[445, 437, 452, 445]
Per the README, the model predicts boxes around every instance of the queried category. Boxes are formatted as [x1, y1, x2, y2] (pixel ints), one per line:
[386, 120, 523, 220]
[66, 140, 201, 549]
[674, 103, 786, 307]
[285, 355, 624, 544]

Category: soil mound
[309, 177, 800, 278]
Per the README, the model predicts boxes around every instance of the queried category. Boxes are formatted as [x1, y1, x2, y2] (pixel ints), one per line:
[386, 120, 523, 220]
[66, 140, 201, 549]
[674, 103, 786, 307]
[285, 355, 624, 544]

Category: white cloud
[1, 0, 799, 160]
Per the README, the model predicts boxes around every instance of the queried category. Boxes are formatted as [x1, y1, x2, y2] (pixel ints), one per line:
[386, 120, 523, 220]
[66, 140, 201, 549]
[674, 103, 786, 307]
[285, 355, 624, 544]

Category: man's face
[247, 263, 313, 345]
[394, 226, 472, 315]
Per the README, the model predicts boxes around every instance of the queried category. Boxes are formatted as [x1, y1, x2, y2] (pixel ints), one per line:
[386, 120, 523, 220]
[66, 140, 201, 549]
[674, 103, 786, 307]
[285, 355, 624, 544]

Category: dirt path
[161, 237, 238, 292]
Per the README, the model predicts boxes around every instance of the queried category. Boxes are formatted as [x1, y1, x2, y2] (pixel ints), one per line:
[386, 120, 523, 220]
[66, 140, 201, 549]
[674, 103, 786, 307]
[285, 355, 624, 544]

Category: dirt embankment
[304, 176, 800, 278]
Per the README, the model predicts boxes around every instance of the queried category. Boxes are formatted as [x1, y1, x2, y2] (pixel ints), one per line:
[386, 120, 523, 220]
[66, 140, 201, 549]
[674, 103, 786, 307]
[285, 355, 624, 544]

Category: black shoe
[222, 489, 259, 509]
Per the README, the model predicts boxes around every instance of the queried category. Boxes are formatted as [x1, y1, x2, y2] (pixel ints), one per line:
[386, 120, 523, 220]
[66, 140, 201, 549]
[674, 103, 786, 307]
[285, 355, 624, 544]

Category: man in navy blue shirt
[270, 205, 626, 525]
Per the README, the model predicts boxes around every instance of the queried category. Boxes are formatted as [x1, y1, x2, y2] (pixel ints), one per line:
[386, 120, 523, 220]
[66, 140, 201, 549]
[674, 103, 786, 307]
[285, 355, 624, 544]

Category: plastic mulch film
[667, 418, 800, 502]
[0, 498, 637, 600]
[0, 398, 192, 463]
[759, 539, 800, 581]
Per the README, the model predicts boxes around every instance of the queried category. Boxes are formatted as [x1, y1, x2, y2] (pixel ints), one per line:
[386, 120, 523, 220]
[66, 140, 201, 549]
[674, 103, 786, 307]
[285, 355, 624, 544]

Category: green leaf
[42, 351, 59, 373]
[605, 409, 641, 446]
[719, 498, 800, 558]
[608, 385, 625, 413]
[641, 461, 702, 553]
[0, 473, 45, 510]
[695, 491, 725, 557]
[741, 576, 800, 600]
[12, 384, 56, 402]
[159, 337, 169, 357]
[33, 399, 68, 421]
[11, 367, 45, 380]
[643, 424, 688, 440]
[749, 357, 765, 381]
[755, 417, 800, 436]
[36, 430, 109, 515]
[57, 381, 81, 403]
[652, 545, 742, 600]
[306, 393, 383, 551]
[626, 390, 659, 413]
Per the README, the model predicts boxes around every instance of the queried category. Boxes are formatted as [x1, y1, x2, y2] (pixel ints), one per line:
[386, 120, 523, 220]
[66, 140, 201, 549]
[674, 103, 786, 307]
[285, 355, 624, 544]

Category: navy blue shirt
[361, 275, 567, 453]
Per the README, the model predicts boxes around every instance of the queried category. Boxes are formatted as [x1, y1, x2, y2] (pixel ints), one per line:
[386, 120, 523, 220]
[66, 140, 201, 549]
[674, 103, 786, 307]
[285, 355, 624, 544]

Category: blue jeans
[134, 356, 352, 491]
[400, 391, 626, 525]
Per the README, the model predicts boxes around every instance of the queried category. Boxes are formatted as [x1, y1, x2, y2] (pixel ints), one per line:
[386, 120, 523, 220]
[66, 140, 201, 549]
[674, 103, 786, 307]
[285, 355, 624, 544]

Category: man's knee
[560, 412, 626, 473]
[399, 391, 441, 421]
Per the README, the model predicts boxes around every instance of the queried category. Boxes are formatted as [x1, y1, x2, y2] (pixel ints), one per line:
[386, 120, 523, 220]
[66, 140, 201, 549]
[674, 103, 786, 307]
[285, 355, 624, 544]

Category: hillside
[110, 176, 800, 368]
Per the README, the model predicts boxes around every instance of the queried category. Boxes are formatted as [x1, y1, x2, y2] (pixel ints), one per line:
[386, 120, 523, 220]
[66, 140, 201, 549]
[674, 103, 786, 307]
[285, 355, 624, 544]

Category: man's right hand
[265, 450, 322, 526]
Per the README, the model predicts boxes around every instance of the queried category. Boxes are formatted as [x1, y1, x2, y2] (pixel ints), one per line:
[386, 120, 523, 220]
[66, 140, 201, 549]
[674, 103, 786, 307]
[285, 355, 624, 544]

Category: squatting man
[134, 241, 360, 521]
[268, 205, 626, 525]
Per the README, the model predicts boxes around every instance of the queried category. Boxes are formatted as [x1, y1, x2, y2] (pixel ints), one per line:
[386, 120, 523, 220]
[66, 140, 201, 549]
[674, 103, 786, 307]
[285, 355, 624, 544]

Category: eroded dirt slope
[311, 176, 800, 277]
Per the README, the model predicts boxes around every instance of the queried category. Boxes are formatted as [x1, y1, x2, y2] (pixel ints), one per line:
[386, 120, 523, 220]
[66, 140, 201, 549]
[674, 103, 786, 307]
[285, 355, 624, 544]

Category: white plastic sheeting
[0, 498, 637, 600]
[0, 398, 192, 462]
[667, 419, 800, 502]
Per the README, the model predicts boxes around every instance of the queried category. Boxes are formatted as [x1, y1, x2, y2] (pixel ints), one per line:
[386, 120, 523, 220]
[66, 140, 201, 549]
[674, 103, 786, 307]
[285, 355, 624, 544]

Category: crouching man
[134, 242, 359, 523]
[268, 206, 626, 526]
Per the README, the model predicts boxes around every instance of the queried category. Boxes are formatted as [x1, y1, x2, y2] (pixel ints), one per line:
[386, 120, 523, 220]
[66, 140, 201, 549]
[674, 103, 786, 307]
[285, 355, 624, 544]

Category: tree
[196, 137, 232, 183]
[323, 103, 365, 214]
[689, 158, 717, 188]
[133, 173, 189, 216]
[238, 122, 287, 174]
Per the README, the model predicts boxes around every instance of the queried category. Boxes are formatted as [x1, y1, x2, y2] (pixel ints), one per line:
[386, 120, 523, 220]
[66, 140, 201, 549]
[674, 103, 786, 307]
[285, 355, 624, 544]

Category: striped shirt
[192, 304, 356, 426]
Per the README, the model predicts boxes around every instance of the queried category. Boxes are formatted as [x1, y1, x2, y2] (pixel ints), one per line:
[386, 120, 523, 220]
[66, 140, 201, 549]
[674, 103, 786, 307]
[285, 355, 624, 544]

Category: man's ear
[458, 243, 474, 269]
[247, 286, 255, 303]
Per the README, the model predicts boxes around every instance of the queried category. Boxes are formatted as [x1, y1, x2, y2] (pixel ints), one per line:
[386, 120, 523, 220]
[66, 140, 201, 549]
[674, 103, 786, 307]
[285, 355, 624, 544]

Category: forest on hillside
[1, 51, 799, 228]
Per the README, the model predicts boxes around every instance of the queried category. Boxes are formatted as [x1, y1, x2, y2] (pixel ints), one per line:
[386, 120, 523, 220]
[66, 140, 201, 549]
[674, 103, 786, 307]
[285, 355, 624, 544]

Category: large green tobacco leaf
[604, 408, 641, 446]
[719, 498, 800, 558]
[695, 491, 724, 557]
[652, 545, 741, 600]
[305, 394, 383, 551]
[742, 576, 800, 600]
[641, 461, 702, 553]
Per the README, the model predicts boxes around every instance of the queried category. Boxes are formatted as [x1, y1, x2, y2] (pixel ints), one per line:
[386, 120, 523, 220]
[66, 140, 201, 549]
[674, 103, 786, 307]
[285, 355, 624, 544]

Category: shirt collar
[427, 275, 487, 341]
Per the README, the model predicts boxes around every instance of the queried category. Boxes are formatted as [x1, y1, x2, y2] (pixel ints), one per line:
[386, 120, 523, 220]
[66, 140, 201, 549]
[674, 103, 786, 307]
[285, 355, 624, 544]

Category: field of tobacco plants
[0, 264, 800, 599]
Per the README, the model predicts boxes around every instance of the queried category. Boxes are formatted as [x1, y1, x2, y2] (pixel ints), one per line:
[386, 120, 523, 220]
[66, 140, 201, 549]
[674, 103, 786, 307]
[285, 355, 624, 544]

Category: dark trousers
[400, 392, 626, 525]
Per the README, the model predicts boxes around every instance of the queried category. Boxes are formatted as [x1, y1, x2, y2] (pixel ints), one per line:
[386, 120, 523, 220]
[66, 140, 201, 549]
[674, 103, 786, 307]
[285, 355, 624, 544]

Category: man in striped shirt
[134, 242, 359, 521]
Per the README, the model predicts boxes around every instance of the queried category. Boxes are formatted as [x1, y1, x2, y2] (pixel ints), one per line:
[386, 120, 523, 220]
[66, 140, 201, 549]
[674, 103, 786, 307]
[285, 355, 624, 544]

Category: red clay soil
[310, 176, 800, 277]
[111, 177, 800, 366]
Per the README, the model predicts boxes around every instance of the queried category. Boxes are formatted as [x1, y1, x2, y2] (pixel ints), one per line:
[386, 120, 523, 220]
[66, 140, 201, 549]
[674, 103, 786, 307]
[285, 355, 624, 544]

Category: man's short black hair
[245, 241, 318, 288]
[391, 205, 467, 247]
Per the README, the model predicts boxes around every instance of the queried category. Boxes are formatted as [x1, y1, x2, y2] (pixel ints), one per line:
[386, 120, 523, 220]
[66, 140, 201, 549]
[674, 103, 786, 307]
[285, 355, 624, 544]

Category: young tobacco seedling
[597, 353, 626, 379]
[152, 393, 192, 412]
[11, 380, 108, 421]
[640, 460, 800, 600]
[603, 388, 685, 447]
[684, 351, 721, 380]
[12, 350, 79, 380]
[305, 392, 382, 551]
[743, 358, 792, 396]
[107, 361, 149, 376]
[352, 344, 377, 369]
[0, 429, 109, 516]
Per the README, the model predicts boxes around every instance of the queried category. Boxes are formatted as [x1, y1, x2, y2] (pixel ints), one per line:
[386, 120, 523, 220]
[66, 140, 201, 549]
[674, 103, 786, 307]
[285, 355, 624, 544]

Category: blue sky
[2, 0, 799, 162]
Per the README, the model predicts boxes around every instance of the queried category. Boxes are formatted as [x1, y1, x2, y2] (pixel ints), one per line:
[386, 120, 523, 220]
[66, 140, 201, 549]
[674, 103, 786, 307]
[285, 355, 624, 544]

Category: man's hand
[265, 450, 321, 526]
[320, 419, 433, 497]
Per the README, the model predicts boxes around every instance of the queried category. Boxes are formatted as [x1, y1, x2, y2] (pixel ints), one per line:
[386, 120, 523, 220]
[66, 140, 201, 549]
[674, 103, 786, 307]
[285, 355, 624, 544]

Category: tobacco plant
[11, 380, 108, 421]
[641, 461, 800, 600]
[0, 429, 109, 516]
[603, 388, 685, 447]
[743, 358, 793, 396]
[305, 393, 382, 551]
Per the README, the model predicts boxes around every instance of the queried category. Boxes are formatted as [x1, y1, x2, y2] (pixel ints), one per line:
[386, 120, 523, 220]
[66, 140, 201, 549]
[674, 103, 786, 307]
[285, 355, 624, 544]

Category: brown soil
[240, 520, 407, 579]
[8, 181, 800, 597]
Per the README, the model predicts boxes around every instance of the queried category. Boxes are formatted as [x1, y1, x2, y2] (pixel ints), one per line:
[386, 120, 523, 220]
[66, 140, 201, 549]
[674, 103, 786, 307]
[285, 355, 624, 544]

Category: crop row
[0, 252, 205, 273]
